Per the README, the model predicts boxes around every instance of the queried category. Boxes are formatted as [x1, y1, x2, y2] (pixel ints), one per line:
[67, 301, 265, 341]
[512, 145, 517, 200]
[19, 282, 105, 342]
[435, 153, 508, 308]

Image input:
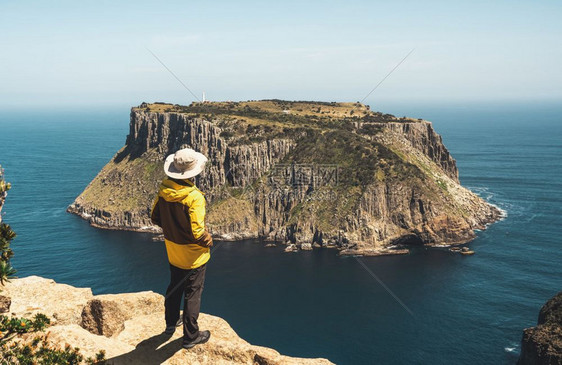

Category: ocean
[0, 101, 560, 364]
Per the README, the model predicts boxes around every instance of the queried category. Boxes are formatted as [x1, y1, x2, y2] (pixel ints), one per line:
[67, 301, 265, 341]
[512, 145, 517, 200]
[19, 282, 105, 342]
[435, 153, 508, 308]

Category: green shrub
[0, 166, 16, 285]
[1, 313, 51, 341]
[0, 313, 106, 364]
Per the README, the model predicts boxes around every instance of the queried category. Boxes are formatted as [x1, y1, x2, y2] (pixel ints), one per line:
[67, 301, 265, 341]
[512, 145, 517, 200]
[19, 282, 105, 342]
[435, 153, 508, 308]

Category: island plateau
[68, 100, 503, 254]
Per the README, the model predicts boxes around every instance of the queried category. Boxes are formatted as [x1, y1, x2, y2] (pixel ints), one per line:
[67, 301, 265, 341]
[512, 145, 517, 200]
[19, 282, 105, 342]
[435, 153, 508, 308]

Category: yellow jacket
[150, 178, 211, 269]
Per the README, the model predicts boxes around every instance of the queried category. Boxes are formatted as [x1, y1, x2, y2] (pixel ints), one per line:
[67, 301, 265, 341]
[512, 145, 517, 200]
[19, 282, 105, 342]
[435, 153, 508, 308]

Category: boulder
[81, 291, 163, 337]
[284, 244, 297, 253]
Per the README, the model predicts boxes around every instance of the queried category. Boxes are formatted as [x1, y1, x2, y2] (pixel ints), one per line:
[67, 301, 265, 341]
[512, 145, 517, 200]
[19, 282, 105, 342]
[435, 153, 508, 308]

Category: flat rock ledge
[2, 276, 334, 365]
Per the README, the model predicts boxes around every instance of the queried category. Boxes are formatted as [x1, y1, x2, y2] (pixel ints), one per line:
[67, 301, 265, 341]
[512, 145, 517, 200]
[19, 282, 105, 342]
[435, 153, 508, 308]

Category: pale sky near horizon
[1, 0, 561, 108]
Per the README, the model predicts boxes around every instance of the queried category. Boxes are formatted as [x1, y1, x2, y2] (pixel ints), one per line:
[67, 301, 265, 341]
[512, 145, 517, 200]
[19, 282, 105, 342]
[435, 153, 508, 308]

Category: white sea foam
[466, 185, 508, 221]
[468, 186, 490, 194]
[492, 203, 509, 220]
[504, 347, 516, 353]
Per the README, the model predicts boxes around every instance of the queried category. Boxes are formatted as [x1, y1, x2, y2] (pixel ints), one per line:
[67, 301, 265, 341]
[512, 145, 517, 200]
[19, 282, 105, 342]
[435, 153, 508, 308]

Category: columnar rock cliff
[1, 276, 334, 364]
[68, 100, 503, 250]
[518, 291, 562, 365]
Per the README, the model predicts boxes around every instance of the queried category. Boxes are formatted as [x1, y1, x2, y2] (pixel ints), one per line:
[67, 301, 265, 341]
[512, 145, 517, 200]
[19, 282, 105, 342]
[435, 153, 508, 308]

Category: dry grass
[79, 156, 165, 213]
[207, 196, 258, 229]
[135, 100, 371, 119]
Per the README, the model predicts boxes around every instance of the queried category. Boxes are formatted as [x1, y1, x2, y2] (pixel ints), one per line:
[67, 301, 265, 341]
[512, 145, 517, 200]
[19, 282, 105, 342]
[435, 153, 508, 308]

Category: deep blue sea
[0, 101, 561, 364]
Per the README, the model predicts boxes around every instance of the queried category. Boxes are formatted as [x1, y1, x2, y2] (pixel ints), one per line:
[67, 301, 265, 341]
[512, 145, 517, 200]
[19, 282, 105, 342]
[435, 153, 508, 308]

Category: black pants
[165, 263, 207, 342]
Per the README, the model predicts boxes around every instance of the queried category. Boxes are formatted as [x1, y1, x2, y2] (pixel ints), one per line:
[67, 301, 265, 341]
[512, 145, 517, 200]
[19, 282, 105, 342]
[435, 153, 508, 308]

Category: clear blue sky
[1, 0, 560, 107]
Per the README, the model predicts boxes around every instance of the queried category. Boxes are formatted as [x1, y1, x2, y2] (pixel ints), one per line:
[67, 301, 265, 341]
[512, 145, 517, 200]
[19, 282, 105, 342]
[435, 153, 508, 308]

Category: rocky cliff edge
[1, 276, 334, 365]
[518, 291, 562, 365]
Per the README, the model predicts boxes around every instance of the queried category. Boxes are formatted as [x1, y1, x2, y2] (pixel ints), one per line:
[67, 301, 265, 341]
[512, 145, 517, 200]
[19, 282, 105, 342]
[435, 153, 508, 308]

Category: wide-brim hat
[164, 148, 208, 179]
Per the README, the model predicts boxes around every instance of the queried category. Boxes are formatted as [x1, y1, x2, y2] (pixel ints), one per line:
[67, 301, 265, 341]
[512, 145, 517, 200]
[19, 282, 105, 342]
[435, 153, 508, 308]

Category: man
[150, 147, 213, 350]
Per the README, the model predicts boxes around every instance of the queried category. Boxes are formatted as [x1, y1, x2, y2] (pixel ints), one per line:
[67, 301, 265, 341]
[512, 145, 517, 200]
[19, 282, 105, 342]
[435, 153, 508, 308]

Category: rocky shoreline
[1, 276, 334, 365]
[338, 247, 410, 257]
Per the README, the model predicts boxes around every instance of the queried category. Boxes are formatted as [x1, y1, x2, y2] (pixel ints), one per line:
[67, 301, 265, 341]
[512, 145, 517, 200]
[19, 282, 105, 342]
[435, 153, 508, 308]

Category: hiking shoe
[182, 330, 211, 349]
[164, 318, 182, 335]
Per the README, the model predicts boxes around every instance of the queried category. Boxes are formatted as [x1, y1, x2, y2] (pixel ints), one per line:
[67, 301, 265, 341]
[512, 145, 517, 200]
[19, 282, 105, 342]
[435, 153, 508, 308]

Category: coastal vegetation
[0, 311, 107, 364]
[0, 166, 16, 285]
[137, 100, 404, 146]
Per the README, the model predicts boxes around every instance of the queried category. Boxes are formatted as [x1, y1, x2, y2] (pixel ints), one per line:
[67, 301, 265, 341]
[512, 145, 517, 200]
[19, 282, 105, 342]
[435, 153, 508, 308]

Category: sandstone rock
[46, 324, 135, 359]
[519, 291, 562, 364]
[2, 275, 93, 325]
[113, 312, 333, 365]
[3, 276, 334, 364]
[0, 294, 11, 313]
[81, 291, 163, 337]
[300, 243, 313, 250]
[81, 298, 126, 337]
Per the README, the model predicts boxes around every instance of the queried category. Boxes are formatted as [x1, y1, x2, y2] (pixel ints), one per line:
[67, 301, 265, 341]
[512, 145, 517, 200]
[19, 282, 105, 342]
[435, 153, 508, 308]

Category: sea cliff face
[518, 291, 562, 365]
[68, 100, 503, 250]
[1, 276, 334, 364]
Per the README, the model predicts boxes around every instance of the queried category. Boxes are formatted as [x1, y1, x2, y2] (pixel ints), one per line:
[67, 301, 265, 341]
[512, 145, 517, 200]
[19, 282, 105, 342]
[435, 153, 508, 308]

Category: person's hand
[200, 232, 213, 248]
[195, 230, 213, 248]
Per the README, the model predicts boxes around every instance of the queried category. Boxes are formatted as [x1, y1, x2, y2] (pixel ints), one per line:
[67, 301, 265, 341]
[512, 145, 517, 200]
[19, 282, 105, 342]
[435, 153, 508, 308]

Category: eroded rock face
[81, 291, 163, 337]
[68, 101, 503, 250]
[374, 121, 459, 182]
[2, 276, 334, 365]
[519, 291, 562, 364]
[0, 294, 10, 313]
